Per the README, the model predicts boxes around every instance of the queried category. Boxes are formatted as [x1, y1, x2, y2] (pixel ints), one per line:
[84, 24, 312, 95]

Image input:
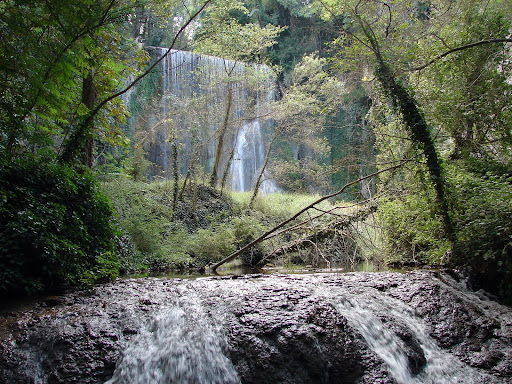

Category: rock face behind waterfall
[1, 271, 511, 383]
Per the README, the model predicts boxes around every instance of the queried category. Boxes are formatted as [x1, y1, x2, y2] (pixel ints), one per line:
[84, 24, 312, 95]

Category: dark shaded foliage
[0, 157, 118, 296]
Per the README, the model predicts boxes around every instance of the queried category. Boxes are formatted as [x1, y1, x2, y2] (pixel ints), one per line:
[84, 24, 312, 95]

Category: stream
[1, 270, 511, 383]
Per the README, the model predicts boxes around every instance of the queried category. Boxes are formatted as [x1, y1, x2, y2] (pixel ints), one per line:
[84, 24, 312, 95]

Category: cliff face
[131, 48, 276, 192]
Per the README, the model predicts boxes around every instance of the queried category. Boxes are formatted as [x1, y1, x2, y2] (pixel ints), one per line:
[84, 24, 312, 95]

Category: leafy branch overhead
[194, 0, 285, 62]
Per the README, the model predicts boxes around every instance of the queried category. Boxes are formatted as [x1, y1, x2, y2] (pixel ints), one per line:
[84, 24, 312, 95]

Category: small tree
[193, 0, 283, 188]
[264, 54, 344, 197]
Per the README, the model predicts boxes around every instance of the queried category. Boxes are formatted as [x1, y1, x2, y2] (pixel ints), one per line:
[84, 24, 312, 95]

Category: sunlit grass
[230, 191, 332, 220]
[230, 190, 359, 222]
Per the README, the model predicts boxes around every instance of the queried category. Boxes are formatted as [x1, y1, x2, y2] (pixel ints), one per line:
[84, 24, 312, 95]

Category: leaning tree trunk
[263, 204, 378, 262]
[210, 163, 406, 272]
[210, 84, 233, 187]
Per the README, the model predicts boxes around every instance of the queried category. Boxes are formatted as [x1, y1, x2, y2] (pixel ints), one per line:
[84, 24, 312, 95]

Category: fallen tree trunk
[210, 160, 408, 272]
[263, 204, 377, 262]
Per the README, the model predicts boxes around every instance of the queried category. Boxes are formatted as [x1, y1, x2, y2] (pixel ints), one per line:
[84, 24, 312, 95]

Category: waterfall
[105, 290, 239, 384]
[316, 286, 492, 384]
[231, 120, 279, 194]
[146, 48, 278, 192]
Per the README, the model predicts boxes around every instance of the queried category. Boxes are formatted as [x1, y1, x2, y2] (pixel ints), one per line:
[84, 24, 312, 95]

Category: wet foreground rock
[0, 271, 511, 383]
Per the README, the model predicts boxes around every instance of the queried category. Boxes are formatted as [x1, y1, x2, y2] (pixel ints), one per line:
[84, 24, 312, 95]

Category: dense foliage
[0, 0, 145, 164]
[0, 158, 118, 296]
[321, 0, 512, 299]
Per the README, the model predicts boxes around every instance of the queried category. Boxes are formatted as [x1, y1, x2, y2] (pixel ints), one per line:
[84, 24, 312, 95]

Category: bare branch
[375, 1, 392, 38]
[428, 33, 452, 50]
[97, 0, 213, 113]
[257, 203, 378, 265]
[411, 38, 512, 72]
[210, 159, 409, 272]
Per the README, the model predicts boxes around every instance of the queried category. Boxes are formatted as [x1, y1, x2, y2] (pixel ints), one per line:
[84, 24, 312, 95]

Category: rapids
[1, 271, 511, 383]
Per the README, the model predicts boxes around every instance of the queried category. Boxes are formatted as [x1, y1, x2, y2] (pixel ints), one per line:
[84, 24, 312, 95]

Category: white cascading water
[8, 274, 510, 384]
[105, 290, 239, 384]
[105, 278, 498, 384]
[231, 120, 279, 194]
[317, 286, 496, 384]
[154, 48, 278, 193]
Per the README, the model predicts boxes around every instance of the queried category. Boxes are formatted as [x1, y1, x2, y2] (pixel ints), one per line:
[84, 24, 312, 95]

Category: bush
[0, 157, 118, 296]
[102, 178, 192, 272]
[231, 191, 332, 221]
[378, 162, 512, 302]
[230, 215, 269, 265]
[186, 224, 236, 267]
[378, 190, 451, 265]
[448, 165, 512, 300]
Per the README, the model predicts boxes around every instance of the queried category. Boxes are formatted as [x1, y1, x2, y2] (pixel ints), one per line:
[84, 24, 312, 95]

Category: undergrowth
[102, 178, 375, 274]
[0, 157, 118, 297]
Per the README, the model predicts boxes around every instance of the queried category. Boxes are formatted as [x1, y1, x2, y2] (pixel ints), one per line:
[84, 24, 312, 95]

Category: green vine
[375, 61, 457, 257]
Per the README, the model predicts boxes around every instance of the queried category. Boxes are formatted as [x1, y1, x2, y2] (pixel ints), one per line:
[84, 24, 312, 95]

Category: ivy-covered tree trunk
[349, 9, 456, 256]
[375, 60, 457, 255]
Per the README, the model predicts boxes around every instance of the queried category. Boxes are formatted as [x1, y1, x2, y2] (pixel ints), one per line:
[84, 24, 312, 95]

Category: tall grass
[230, 191, 336, 221]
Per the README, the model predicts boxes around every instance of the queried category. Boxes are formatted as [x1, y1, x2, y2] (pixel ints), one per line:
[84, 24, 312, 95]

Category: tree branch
[210, 160, 408, 272]
[258, 204, 377, 264]
[59, 0, 213, 163]
[411, 38, 512, 72]
[19, 0, 124, 126]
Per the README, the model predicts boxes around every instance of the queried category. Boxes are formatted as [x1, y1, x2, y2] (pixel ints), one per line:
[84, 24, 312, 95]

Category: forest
[1, 0, 511, 304]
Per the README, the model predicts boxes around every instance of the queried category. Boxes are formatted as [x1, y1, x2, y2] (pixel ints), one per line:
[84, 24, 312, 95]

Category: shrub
[378, 190, 451, 265]
[102, 178, 192, 272]
[231, 191, 333, 221]
[378, 162, 512, 302]
[448, 164, 512, 300]
[186, 224, 236, 267]
[230, 215, 269, 265]
[0, 157, 118, 296]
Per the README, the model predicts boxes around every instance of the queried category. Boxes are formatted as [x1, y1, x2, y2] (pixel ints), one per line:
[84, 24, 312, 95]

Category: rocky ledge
[0, 270, 511, 383]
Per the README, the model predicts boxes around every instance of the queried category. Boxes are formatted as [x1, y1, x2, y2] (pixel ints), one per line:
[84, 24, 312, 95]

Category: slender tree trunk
[171, 141, 179, 213]
[180, 168, 191, 200]
[220, 127, 239, 194]
[249, 136, 275, 209]
[81, 73, 96, 167]
[210, 84, 233, 187]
